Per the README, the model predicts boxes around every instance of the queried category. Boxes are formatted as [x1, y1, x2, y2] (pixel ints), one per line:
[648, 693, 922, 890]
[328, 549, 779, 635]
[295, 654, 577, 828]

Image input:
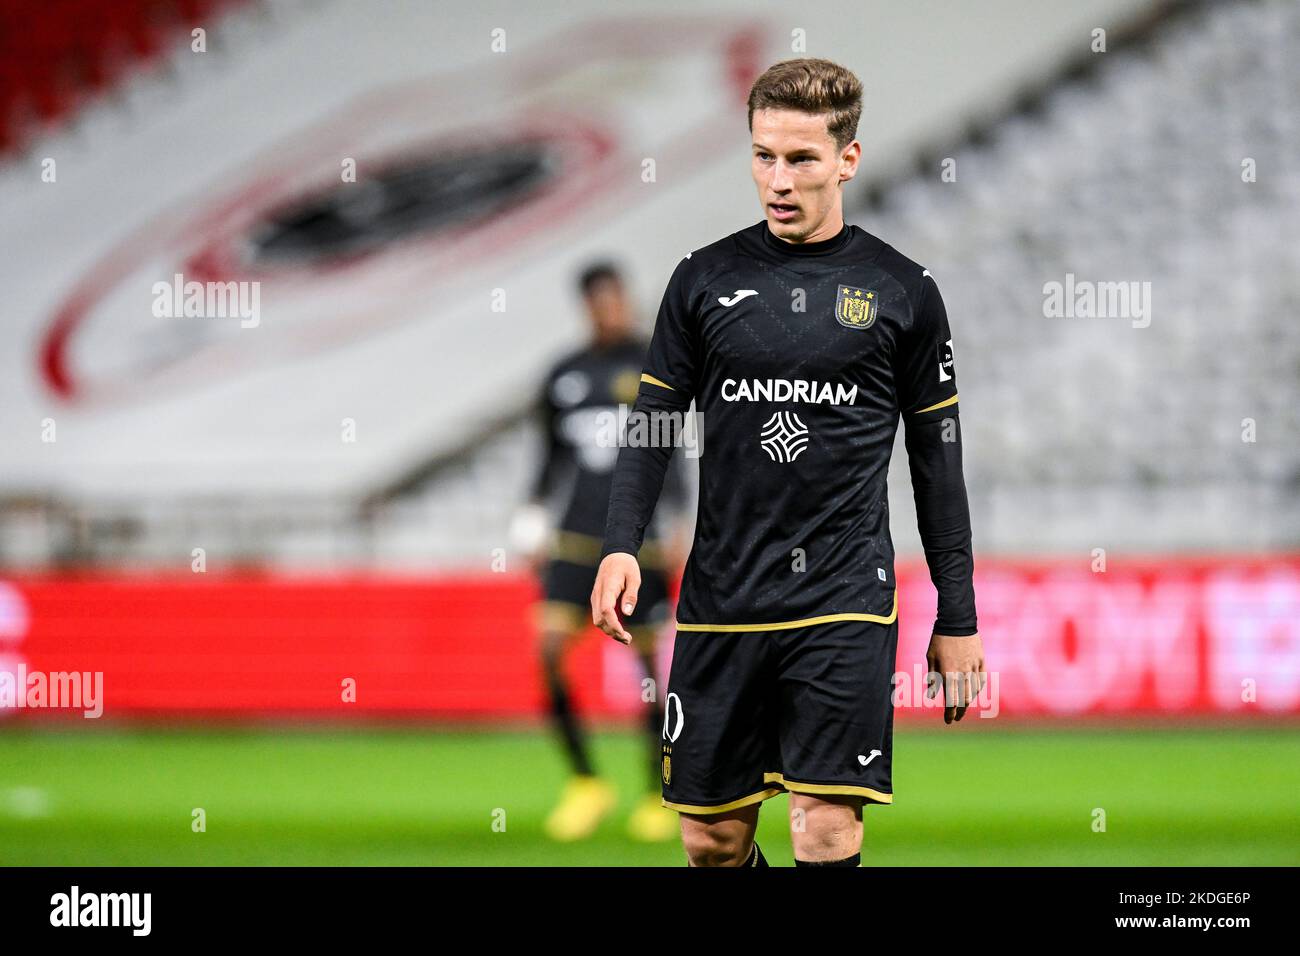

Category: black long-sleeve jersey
[601, 220, 977, 636]
[532, 337, 683, 557]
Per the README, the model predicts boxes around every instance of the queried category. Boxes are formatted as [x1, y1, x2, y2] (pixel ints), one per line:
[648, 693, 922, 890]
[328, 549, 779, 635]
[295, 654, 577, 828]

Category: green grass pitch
[0, 724, 1296, 866]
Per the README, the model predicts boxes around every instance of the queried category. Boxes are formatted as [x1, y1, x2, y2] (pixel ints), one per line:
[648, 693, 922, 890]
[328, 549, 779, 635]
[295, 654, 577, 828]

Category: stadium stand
[865, 0, 1299, 554]
[1, 0, 1292, 568]
[387, 0, 1300, 564]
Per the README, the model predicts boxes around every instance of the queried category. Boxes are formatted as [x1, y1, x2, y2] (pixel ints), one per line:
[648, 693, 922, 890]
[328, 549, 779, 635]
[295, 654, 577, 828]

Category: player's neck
[762, 216, 850, 257]
[802, 212, 846, 244]
[766, 210, 846, 247]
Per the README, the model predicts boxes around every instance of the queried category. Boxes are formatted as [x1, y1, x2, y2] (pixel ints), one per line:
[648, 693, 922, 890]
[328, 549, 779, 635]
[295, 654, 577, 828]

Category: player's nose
[768, 160, 796, 192]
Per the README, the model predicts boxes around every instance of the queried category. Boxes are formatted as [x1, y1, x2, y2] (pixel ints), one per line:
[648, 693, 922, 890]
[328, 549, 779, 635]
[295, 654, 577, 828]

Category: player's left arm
[896, 273, 986, 724]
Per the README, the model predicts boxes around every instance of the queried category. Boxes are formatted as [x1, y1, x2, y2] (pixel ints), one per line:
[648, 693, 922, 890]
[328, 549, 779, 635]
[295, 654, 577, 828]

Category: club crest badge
[835, 285, 878, 330]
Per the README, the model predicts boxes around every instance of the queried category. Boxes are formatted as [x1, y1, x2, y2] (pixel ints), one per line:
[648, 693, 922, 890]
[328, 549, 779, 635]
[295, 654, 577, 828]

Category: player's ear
[839, 140, 861, 183]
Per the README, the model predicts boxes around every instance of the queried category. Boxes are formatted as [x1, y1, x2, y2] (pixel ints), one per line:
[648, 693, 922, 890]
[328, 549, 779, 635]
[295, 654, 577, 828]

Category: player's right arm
[593, 255, 699, 643]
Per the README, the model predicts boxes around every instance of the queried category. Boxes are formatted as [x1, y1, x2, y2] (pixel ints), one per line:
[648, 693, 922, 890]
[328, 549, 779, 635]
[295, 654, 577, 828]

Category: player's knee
[790, 798, 862, 860]
[791, 826, 856, 861]
[681, 824, 751, 867]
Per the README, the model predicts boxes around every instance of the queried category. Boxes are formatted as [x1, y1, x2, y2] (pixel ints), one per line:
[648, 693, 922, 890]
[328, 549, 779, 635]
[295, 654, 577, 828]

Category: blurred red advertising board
[0, 557, 1296, 721]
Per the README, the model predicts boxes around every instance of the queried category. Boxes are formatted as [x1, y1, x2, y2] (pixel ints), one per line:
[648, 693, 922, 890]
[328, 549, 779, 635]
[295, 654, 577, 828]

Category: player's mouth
[769, 202, 799, 222]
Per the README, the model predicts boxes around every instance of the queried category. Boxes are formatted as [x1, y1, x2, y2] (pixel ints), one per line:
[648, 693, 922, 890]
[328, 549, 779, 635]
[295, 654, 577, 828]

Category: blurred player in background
[511, 262, 689, 842]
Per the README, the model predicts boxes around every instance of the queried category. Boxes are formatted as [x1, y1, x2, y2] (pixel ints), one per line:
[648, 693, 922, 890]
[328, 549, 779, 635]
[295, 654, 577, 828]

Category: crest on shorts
[662, 753, 672, 785]
[835, 285, 878, 330]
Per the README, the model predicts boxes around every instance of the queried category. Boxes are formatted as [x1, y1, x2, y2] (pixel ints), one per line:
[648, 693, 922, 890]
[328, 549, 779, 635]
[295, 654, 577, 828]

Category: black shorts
[660, 617, 898, 813]
[538, 549, 671, 632]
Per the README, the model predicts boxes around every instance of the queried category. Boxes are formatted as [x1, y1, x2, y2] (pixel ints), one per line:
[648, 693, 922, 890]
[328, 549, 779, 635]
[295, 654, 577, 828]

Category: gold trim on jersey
[640, 372, 675, 391]
[763, 772, 894, 804]
[675, 588, 898, 632]
[914, 393, 959, 414]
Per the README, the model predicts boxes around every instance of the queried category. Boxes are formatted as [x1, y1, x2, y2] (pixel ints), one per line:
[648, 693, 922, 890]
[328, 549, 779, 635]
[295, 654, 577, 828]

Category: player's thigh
[678, 803, 761, 866]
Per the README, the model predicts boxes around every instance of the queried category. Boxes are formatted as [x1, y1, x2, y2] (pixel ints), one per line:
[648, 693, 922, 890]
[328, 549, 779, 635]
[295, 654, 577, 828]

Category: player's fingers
[596, 562, 638, 645]
[605, 603, 634, 647]
[594, 577, 630, 644]
[597, 609, 631, 645]
[591, 569, 620, 624]
[621, 571, 641, 617]
[597, 609, 632, 645]
[953, 672, 971, 721]
[590, 574, 604, 626]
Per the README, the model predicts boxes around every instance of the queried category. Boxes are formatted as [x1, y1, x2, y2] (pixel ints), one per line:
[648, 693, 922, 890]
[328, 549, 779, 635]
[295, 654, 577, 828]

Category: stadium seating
[0, 0, 243, 153]
[393, 0, 1299, 563]
[859, 0, 1299, 553]
[0, 0, 1292, 566]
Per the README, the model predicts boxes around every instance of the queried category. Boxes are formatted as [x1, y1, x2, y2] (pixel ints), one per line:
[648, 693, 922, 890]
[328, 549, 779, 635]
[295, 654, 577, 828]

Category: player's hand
[591, 552, 641, 645]
[926, 632, 986, 724]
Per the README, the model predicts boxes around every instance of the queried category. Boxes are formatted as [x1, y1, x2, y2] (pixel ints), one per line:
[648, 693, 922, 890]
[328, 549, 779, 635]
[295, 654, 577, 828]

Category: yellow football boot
[543, 776, 617, 841]
[626, 794, 679, 842]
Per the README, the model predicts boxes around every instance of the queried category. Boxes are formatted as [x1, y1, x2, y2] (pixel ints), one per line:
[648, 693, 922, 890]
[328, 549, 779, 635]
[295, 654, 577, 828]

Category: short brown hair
[747, 58, 863, 153]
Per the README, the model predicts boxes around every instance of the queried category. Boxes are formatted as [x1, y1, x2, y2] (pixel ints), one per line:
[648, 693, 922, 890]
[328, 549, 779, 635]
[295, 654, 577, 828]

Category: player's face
[751, 108, 860, 243]
[585, 277, 632, 342]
